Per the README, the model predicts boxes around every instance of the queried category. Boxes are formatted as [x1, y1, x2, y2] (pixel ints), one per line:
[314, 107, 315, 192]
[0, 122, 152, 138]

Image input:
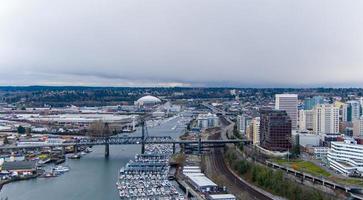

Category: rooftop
[2, 161, 37, 171]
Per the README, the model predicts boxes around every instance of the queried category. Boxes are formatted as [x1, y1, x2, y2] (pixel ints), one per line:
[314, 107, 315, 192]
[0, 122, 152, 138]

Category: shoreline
[0, 174, 39, 191]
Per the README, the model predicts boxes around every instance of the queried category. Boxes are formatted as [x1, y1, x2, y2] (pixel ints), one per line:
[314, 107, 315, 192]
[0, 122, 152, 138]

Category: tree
[252, 166, 258, 182]
[17, 126, 26, 134]
[290, 144, 300, 158]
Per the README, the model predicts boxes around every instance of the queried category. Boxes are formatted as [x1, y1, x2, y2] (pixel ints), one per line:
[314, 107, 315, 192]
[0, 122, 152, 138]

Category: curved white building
[327, 140, 363, 176]
[135, 95, 161, 106]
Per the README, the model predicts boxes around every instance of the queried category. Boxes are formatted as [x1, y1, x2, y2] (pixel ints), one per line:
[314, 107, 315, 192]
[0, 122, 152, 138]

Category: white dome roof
[136, 95, 161, 105]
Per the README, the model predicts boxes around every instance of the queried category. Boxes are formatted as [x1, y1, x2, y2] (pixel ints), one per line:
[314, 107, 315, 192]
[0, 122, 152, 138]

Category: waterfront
[0, 115, 187, 200]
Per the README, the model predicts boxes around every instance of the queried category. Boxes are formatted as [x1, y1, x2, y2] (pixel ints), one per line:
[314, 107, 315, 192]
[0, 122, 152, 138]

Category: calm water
[0, 116, 186, 200]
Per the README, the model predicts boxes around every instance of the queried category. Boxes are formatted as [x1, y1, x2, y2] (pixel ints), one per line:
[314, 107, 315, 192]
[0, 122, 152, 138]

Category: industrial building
[208, 194, 236, 200]
[183, 166, 218, 193]
[196, 113, 219, 129]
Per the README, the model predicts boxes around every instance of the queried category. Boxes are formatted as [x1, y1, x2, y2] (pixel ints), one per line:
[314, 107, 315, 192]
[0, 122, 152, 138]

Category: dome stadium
[135, 95, 161, 106]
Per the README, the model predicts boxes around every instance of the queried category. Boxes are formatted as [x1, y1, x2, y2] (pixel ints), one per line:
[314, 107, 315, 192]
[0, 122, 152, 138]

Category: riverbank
[0, 174, 39, 191]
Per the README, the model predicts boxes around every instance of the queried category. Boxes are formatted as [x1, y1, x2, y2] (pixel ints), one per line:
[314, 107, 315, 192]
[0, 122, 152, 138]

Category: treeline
[225, 150, 335, 200]
[0, 87, 236, 107]
[2, 86, 363, 107]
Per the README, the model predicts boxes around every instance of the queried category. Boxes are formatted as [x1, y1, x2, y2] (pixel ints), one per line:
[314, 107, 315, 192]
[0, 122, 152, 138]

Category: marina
[117, 139, 184, 199]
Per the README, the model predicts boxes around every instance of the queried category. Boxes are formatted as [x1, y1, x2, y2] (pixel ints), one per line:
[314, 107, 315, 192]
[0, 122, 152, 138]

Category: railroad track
[207, 130, 272, 200]
[210, 149, 273, 200]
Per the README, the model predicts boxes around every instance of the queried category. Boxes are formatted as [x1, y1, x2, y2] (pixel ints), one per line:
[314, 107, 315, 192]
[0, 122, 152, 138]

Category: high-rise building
[298, 109, 314, 131]
[275, 94, 298, 130]
[304, 96, 324, 110]
[246, 123, 253, 141]
[236, 115, 246, 134]
[313, 104, 339, 134]
[252, 117, 260, 145]
[353, 116, 363, 137]
[343, 101, 361, 122]
[260, 108, 292, 152]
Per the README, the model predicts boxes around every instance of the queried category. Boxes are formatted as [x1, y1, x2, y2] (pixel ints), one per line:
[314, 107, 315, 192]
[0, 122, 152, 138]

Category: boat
[38, 158, 51, 165]
[84, 148, 93, 153]
[40, 172, 58, 178]
[53, 166, 70, 173]
[68, 153, 81, 159]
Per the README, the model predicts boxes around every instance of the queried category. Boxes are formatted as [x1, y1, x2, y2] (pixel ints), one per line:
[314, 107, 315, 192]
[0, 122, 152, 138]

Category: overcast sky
[0, 0, 363, 87]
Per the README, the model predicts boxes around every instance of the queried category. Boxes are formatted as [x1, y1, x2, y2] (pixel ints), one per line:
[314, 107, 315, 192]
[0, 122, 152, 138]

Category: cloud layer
[1, 0, 363, 87]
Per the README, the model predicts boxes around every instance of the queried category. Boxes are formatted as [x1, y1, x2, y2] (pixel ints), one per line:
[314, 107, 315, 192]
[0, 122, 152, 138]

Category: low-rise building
[183, 166, 218, 193]
[208, 194, 236, 200]
[2, 160, 37, 175]
[327, 139, 363, 176]
[313, 147, 329, 159]
[298, 133, 320, 147]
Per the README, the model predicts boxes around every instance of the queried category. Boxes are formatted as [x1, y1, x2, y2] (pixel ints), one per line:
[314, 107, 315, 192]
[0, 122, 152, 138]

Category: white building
[183, 166, 218, 193]
[313, 104, 339, 134]
[197, 113, 219, 129]
[313, 147, 329, 159]
[275, 94, 298, 130]
[134, 95, 161, 107]
[298, 110, 314, 132]
[236, 115, 247, 134]
[327, 140, 363, 176]
[298, 133, 320, 147]
[353, 116, 363, 137]
[208, 194, 236, 200]
[252, 117, 260, 145]
[152, 111, 166, 118]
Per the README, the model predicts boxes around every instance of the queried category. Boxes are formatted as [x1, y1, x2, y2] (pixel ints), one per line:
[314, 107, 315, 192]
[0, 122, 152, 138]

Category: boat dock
[117, 141, 184, 199]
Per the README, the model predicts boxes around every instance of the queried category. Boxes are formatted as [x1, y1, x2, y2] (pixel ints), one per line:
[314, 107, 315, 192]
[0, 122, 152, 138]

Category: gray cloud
[0, 0, 363, 87]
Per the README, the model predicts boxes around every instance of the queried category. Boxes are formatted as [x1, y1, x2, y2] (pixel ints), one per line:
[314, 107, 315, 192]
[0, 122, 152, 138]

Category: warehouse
[208, 194, 236, 200]
[184, 172, 218, 193]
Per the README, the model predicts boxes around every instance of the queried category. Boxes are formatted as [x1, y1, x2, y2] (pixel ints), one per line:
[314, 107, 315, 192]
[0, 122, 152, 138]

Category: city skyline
[1, 0, 363, 87]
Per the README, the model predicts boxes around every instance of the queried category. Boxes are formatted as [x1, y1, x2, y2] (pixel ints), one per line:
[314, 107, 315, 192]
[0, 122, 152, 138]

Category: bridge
[0, 135, 248, 157]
